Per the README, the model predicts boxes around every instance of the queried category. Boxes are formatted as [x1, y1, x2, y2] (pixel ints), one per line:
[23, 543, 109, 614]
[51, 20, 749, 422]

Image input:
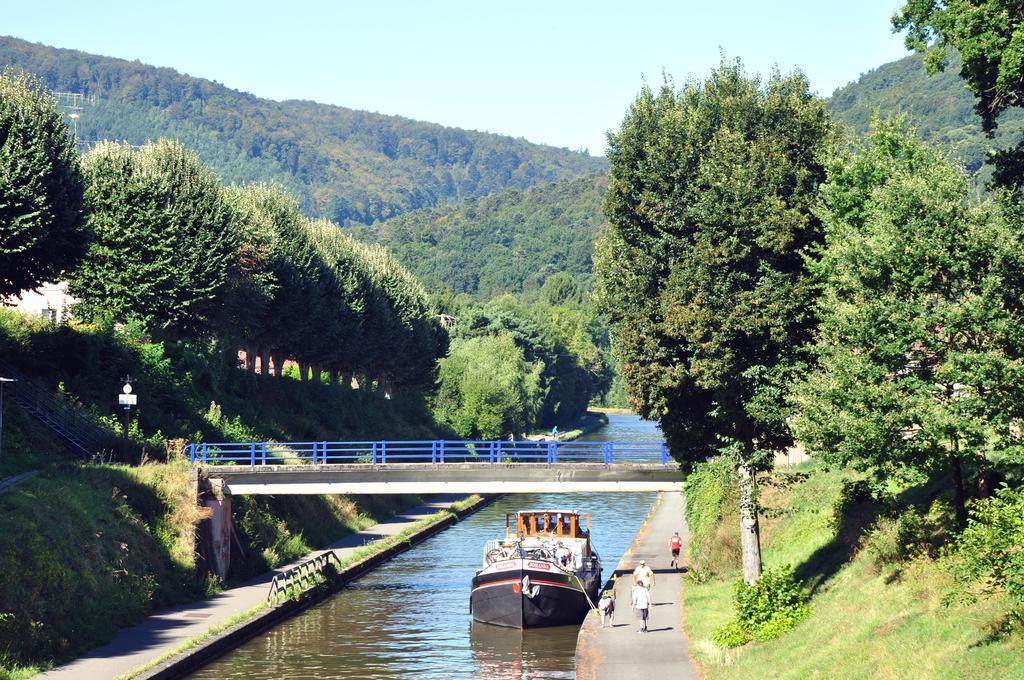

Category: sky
[0, 0, 911, 155]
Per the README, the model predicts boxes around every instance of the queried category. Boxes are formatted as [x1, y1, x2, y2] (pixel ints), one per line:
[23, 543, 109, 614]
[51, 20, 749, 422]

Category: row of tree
[0, 69, 445, 391]
[598, 59, 1024, 585]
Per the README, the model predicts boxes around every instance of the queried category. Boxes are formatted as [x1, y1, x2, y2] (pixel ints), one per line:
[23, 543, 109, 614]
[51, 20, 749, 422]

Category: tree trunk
[951, 443, 968, 529]
[259, 350, 270, 376]
[976, 453, 992, 499]
[329, 369, 339, 385]
[737, 458, 763, 584]
[340, 371, 352, 389]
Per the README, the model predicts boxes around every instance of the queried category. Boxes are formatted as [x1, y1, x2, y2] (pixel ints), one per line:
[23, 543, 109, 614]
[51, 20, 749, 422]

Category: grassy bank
[683, 461, 1024, 679]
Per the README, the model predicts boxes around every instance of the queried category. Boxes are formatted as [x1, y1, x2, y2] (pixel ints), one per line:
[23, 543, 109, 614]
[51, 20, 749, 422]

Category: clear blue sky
[1, 0, 910, 155]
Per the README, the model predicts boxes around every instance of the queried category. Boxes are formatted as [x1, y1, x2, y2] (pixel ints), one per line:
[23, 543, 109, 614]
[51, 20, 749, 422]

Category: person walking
[631, 581, 651, 632]
[550, 425, 558, 441]
[632, 559, 655, 588]
[598, 590, 615, 628]
[669, 531, 683, 570]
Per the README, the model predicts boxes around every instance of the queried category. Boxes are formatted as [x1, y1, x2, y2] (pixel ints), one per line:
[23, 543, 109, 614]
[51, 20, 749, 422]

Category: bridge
[186, 439, 683, 494]
[186, 439, 682, 579]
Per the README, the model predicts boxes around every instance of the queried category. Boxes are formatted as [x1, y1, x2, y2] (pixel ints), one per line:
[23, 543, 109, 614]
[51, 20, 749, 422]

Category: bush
[711, 619, 750, 648]
[946, 485, 1024, 624]
[863, 498, 952, 572]
[712, 566, 810, 647]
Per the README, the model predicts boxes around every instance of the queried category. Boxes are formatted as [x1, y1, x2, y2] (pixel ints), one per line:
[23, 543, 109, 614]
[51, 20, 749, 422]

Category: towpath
[575, 491, 700, 679]
[40, 494, 469, 680]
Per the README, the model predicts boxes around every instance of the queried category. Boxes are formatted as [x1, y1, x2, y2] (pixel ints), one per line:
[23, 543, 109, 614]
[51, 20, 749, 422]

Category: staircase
[0, 361, 114, 459]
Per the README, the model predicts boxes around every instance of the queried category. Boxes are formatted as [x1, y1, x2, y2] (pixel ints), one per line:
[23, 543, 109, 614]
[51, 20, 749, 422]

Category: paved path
[41, 494, 468, 679]
[0, 470, 37, 494]
[576, 491, 700, 680]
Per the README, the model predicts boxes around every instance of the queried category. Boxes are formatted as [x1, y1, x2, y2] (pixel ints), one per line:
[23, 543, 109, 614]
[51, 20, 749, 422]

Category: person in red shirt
[669, 531, 683, 570]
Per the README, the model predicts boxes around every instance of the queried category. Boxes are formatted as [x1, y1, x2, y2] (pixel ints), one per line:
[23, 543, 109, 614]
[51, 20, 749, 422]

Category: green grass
[0, 461, 205, 671]
[684, 463, 1024, 679]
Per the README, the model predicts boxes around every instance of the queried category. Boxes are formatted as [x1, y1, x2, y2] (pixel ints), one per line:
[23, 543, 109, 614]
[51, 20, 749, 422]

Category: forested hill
[0, 36, 606, 225]
[352, 174, 609, 299]
[829, 49, 1024, 175]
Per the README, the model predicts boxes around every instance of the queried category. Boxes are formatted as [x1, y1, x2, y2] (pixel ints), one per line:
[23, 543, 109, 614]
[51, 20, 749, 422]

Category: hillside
[353, 173, 609, 298]
[683, 462, 1024, 679]
[830, 49, 1024, 175]
[0, 36, 606, 225]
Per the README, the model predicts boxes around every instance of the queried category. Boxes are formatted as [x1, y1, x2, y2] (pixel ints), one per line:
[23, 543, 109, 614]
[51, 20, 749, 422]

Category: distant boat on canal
[470, 510, 601, 628]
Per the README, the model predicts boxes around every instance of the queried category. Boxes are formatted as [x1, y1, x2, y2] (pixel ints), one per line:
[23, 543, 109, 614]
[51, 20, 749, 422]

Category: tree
[433, 333, 543, 439]
[541, 272, 582, 306]
[595, 61, 836, 583]
[894, 0, 1023, 134]
[349, 240, 446, 391]
[893, 1, 1024, 188]
[793, 118, 1024, 526]
[0, 68, 87, 297]
[70, 140, 236, 338]
[221, 183, 330, 376]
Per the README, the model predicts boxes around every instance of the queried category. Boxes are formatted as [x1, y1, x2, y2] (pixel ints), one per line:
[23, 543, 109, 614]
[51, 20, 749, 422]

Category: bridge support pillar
[197, 474, 232, 581]
[207, 478, 232, 580]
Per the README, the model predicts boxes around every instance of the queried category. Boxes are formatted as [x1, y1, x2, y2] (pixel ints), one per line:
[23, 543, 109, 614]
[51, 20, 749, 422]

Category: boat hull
[471, 559, 599, 628]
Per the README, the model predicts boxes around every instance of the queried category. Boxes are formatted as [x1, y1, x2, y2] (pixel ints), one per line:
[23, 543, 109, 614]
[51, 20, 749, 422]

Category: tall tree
[595, 61, 836, 583]
[793, 118, 1024, 525]
[894, 0, 1024, 188]
[70, 140, 236, 338]
[0, 69, 87, 297]
[433, 333, 543, 439]
[222, 183, 328, 375]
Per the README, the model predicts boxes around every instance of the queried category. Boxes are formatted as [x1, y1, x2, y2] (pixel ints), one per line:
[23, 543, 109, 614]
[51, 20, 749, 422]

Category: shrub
[946, 485, 1024, 624]
[712, 565, 810, 647]
[864, 498, 953, 572]
[711, 619, 750, 648]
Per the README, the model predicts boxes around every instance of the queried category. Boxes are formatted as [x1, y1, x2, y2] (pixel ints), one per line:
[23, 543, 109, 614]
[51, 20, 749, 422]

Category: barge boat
[470, 510, 601, 628]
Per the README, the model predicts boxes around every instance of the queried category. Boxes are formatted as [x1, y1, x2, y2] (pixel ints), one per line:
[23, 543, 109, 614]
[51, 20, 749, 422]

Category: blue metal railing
[184, 439, 671, 466]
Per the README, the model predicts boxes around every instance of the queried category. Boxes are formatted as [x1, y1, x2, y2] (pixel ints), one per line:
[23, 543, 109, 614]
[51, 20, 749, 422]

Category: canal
[189, 414, 665, 680]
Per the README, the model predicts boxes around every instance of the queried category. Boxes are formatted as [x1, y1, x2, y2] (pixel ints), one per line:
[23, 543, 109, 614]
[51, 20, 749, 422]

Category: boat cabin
[506, 510, 590, 541]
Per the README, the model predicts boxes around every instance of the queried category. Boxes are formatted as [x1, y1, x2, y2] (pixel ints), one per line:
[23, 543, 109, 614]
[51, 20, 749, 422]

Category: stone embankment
[575, 491, 700, 679]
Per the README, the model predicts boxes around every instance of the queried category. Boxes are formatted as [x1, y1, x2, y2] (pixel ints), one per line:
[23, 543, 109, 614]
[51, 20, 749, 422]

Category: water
[189, 414, 662, 680]
[575, 412, 663, 444]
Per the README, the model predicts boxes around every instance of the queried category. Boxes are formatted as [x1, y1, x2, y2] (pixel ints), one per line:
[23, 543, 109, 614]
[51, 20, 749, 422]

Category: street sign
[118, 393, 137, 406]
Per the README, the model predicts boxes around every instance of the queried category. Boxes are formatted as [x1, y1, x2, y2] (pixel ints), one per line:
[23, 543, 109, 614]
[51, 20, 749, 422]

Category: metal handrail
[267, 550, 342, 604]
[0, 360, 113, 458]
[187, 439, 671, 466]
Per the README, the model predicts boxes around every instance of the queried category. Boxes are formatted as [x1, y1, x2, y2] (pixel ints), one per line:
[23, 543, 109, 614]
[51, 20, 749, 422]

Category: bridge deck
[206, 462, 685, 495]
[187, 439, 681, 495]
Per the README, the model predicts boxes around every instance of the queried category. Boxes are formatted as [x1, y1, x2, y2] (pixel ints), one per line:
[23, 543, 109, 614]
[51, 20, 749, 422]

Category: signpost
[0, 377, 16, 467]
[119, 377, 136, 438]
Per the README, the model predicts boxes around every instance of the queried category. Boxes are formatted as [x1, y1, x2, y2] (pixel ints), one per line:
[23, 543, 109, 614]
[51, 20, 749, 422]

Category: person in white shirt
[598, 591, 615, 627]
[631, 582, 651, 632]
[632, 559, 655, 588]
